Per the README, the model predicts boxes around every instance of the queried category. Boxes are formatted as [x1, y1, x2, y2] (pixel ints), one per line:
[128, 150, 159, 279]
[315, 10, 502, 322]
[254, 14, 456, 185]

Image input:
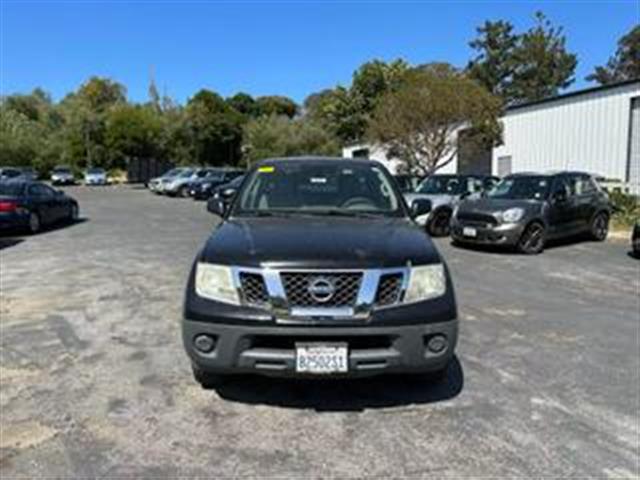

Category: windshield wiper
[320, 209, 387, 218]
[240, 210, 296, 217]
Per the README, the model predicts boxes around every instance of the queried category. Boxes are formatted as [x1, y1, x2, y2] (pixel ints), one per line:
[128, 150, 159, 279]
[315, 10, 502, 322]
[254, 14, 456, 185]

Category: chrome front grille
[239, 272, 269, 306]
[235, 267, 407, 316]
[280, 272, 362, 307]
[375, 273, 404, 306]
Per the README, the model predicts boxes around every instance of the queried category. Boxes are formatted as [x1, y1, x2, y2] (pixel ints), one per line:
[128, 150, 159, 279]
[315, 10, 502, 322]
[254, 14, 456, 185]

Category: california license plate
[295, 343, 348, 374]
[463, 226, 477, 237]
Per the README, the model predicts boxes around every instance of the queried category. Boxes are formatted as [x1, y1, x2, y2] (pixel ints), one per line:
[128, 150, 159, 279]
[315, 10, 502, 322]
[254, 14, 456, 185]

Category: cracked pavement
[1, 186, 638, 478]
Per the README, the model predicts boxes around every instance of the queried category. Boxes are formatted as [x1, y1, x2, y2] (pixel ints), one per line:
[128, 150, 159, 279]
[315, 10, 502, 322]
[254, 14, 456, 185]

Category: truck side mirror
[207, 198, 226, 216]
[411, 198, 432, 218]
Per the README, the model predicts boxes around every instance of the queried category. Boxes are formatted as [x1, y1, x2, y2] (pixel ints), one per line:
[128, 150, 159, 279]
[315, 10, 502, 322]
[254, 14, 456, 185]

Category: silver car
[84, 167, 108, 186]
[405, 174, 499, 236]
[148, 167, 192, 194]
[163, 168, 217, 197]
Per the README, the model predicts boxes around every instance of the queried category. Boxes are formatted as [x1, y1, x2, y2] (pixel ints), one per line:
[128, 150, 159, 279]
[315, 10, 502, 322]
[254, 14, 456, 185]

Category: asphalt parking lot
[1, 185, 638, 478]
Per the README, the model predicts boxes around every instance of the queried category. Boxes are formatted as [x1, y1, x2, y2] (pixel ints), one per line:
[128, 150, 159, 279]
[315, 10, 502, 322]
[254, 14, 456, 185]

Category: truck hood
[201, 216, 442, 269]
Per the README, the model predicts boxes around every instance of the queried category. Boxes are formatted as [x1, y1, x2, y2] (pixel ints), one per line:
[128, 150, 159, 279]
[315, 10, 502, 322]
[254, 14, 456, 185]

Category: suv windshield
[235, 162, 401, 216]
[488, 176, 550, 200]
[87, 168, 104, 174]
[163, 168, 184, 178]
[53, 167, 71, 174]
[417, 175, 466, 195]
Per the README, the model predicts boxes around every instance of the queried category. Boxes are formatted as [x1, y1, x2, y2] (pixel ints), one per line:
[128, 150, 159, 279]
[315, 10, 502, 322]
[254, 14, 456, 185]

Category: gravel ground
[1, 186, 638, 478]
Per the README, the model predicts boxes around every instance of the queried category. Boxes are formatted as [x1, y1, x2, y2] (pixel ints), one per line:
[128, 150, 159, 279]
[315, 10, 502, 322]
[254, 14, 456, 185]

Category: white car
[51, 166, 75, 186]
[84, 168, 108, 186]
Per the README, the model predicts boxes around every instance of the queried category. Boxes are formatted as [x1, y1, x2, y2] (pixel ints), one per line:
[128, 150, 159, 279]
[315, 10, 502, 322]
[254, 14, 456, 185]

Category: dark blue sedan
[0, 181, 79, 234]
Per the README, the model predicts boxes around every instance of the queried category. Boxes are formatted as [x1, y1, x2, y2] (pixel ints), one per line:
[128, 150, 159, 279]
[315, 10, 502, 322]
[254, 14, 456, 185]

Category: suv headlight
[195, 263, 240, 305]
[501, 207, 525, 223]
[404, 264, 446, 303]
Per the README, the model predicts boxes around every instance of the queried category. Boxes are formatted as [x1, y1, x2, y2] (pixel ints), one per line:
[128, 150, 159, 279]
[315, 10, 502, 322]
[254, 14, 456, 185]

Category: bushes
[609, 190, 640, 228]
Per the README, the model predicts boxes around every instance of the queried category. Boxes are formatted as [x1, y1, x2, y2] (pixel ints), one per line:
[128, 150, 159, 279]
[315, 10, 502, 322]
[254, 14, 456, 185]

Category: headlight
[404, 264, 446, 303]
[501, 207, 525, 223]
[195, 263, 240, 305]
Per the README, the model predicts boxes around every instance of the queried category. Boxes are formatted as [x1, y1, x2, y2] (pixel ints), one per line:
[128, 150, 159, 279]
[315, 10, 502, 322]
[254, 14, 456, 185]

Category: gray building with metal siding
[343, 80, 640, 193]
[493, 80, 640, 193]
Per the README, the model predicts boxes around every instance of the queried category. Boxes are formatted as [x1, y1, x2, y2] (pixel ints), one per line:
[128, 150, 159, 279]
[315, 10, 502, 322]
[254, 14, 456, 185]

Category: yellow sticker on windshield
[258, 166, 275, 173]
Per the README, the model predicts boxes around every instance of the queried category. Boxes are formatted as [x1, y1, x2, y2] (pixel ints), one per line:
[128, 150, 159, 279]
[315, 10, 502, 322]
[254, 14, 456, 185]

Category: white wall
[493, 82, 640, 182]
[342, 143, 458, 175]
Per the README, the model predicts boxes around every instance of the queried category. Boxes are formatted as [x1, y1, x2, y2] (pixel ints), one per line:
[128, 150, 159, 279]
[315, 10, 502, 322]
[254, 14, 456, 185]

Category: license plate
[463, 226, 477, 237]
[295, 343, 348, 374]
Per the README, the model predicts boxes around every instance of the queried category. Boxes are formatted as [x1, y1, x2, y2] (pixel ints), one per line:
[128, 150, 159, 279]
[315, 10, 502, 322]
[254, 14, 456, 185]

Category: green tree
[186, 89, 244, 165]
[105, 105, 163, 168]
[509, 12, 577, 103]
[243, 115, 340, 165]
[467, 20, 518, 98]
[305, 58, 410, 143]
[227, 92, 258, 117]
[587, 25, 640, 84]
[368, 69, 503, 174]
[75, 76, 126, 112]
[255, 95, 298, 118]
[351, 59, 410, 111]
[305, 86, 366, 143]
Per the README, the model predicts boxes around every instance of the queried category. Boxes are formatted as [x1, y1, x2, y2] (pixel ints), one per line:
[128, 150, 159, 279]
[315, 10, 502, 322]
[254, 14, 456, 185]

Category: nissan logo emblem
[307, 277, 335, 303]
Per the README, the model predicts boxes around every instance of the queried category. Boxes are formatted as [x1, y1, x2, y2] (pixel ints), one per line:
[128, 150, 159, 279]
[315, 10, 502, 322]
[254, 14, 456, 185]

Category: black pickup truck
[182, 157, 457, 387]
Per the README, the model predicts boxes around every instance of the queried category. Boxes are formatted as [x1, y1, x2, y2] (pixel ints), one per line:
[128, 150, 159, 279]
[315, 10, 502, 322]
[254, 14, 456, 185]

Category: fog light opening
[194, 334, 216, 353]
[426, 334, 448, 354]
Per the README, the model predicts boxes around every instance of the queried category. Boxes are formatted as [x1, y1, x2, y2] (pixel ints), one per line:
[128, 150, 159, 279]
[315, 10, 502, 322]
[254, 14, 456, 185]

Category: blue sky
[1, 1, 637, 104]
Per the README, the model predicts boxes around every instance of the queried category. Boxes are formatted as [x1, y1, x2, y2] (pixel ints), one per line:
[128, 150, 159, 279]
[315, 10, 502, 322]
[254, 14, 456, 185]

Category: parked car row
[398, 171, 613, 254]
[0, 166, 38, 182]
[148, 167, 245, 200]
[51, 166, 109, 186]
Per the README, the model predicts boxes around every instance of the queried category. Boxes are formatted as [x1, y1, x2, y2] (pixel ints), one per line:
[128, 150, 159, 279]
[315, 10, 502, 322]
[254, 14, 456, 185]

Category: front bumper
[51, 177, 74, 185]
[85, 177, 106, 185]
[451, 218, 524, 246]
[191, 187, 212, 200]
[183, 319, 458, 378]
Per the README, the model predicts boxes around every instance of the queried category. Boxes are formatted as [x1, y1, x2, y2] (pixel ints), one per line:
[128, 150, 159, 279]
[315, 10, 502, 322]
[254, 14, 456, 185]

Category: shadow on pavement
[450, 233, 599, 255]
[0, 238, 24, 250]
[43, 217, 88, 233]
[213, 356, 463, 411]
[0, 218, 88, 239]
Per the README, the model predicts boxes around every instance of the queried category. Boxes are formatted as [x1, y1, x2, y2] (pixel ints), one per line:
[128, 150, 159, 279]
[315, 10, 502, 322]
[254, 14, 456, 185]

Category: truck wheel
[517, 222, 545, 254]
[590, 212, 609, 241]
[428, 209, 452, 237]
[192, 364, 230, 389]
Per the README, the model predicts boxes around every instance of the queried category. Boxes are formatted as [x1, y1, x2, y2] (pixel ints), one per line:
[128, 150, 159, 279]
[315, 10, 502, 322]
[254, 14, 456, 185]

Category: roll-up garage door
[628, 97, 640, 195]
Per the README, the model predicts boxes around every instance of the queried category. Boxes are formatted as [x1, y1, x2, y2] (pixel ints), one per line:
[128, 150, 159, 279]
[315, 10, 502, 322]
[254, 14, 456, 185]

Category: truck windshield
[416, 175, 466, 195]
[235, 162, 402, 216]
[488, 176, 550, 200]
